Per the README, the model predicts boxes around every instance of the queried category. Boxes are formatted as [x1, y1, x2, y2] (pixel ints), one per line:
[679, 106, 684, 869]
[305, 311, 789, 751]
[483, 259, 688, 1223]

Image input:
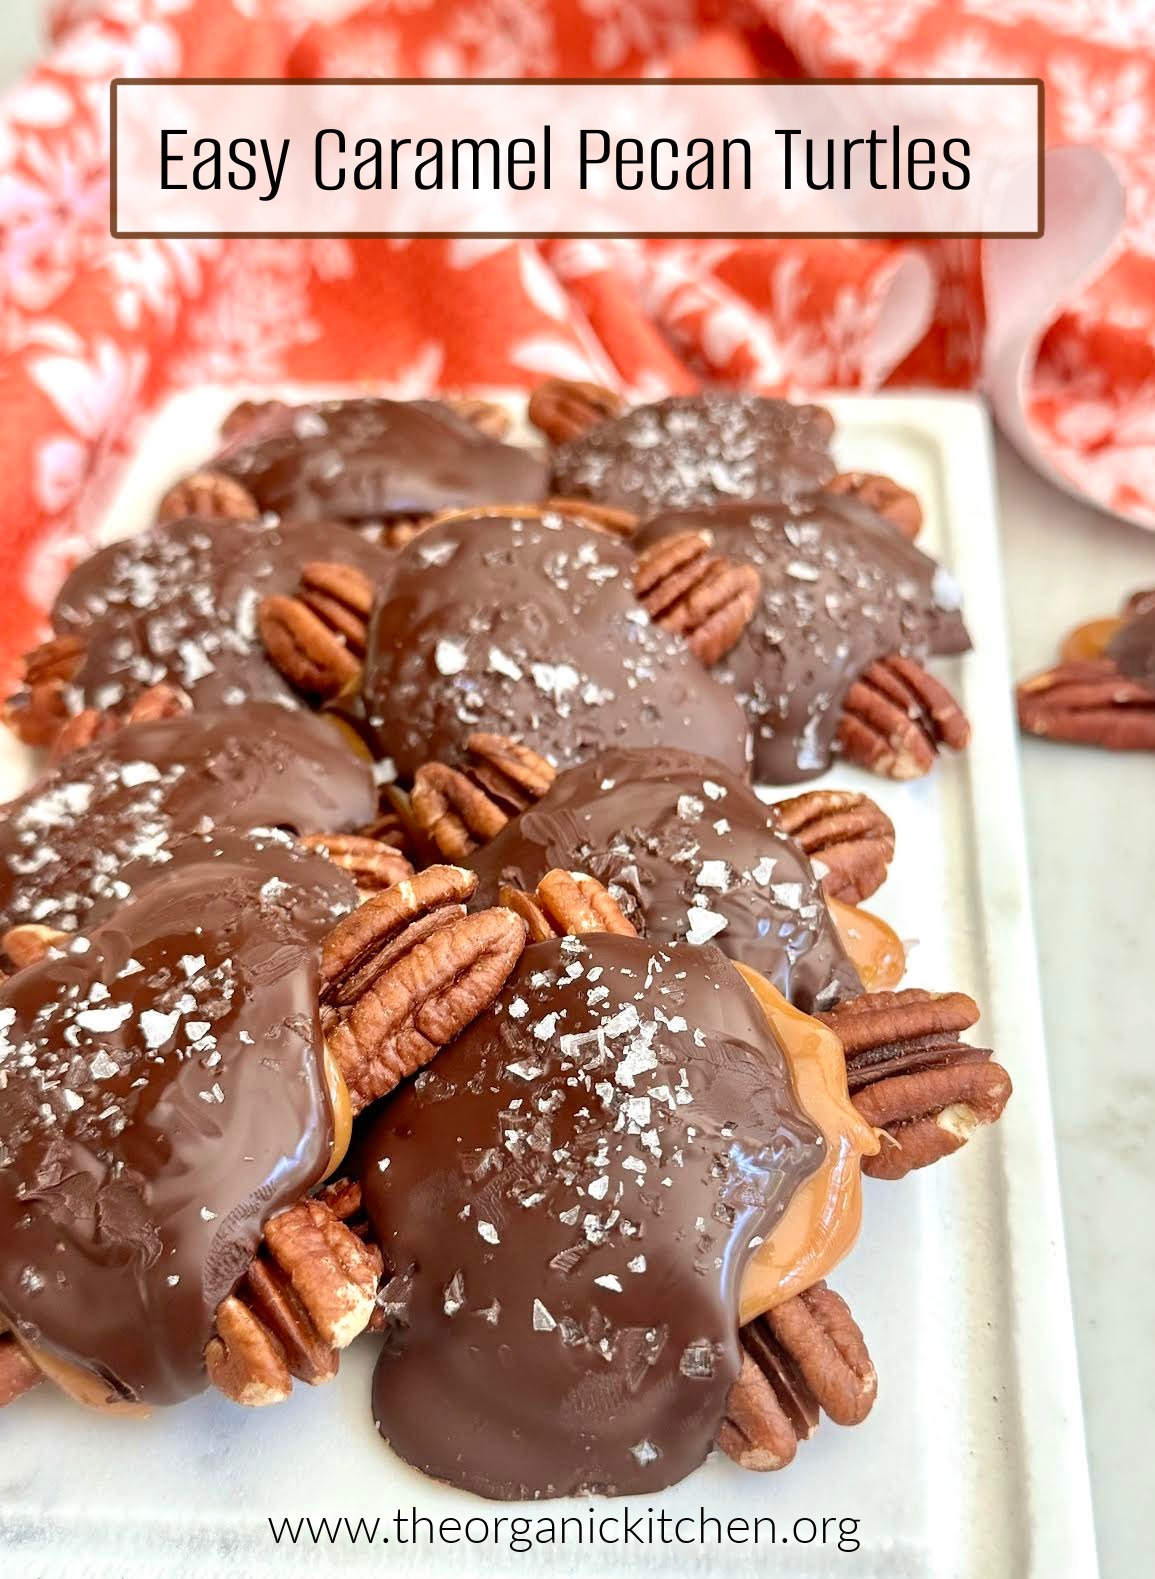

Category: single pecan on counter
[258, 560, 375, 703]
[772, 789, 895, 905]
[498, 868, 637, 942]
[209, 865, 528, 1405]
[527, 377, 624, 445]
[633, 530, 762, 666]
[839, 654, 971, 780]
[407, 733, 556, 859]
[716, 1282, 876, 1471]
[818, 988, 1012, 1181]
[824, 472, 923, 540]
[1017, 588, 1155, 752]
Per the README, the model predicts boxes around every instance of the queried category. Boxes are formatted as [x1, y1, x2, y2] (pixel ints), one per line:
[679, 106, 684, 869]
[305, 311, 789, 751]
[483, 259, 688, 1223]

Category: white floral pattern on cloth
[0, 0, 1152, 694]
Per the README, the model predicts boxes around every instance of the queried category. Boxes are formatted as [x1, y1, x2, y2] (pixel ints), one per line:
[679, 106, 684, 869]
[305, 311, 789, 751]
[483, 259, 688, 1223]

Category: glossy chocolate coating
[636, 497, 971, 783]
[470, 747, 858, 1011]
[550, 394, 836, 516]
[0, 828, 357, 1405]
[1109, 609, 1155, 690]
[52, 515, 389, 715]
[361, 511, 751, 779]
[0, 705, 375, 939]
[214, 398, 547, 524]
[361, 934, 823, 1499]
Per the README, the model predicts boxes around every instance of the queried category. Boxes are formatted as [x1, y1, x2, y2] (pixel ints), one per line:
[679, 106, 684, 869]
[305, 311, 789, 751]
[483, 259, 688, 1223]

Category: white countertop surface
[995, 436, 1154, 1579]
[0, 5, 1152, 1568]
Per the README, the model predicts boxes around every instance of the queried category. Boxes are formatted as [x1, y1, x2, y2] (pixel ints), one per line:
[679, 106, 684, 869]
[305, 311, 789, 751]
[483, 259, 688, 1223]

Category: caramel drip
[19, 1337, 150, 1417]
[1061, 616, 1123, 664]
[735, 965, 878, 1324]
[323, 1044, 353, 1179]
[829, 898, 905, 989]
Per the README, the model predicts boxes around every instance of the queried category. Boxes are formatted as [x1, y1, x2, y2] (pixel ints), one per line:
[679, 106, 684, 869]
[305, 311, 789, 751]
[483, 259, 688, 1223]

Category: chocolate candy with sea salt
[361, 511, 751, 780]
[360, 932, 823, 1499]
[0, 704, 375, 940]
[210, 397, 548, 526]
[469, 746, 858, 1011]
[0, 828, 356, 1405]
[549, 393, 836, 516]
[48, 514, 389, 717]
[635, 496, 971, 783]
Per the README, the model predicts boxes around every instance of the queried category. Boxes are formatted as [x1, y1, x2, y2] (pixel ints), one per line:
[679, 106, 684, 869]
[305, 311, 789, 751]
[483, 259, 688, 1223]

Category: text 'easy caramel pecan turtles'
[359, 508, 751, 780]
[468, 745, 863, 1012]
[358, 930, 825, 1499]
[635, 495, 971, 783]
[165, 397, 547, 545]
[0, 835, 525, 1413]
[3, 515, 390, 750]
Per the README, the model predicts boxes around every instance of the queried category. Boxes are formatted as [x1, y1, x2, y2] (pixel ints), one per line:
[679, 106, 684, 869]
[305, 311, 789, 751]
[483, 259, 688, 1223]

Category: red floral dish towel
[1, 0, 1152, 693]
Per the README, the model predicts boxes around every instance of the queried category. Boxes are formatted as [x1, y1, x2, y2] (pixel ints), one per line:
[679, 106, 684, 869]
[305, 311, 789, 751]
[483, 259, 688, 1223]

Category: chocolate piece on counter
[1108, 608, 1155, 691]
[0, 705, 375, 940]
[50, 515, 389, 717]
[470, 746, 858, 1011]
[212, 398, 547, 525]
[550, 394, 836, 516]
[360, 933, 823, 1500]
[361, 511, 751, 780]
[636, 497, 971, 784]
[0, 828, 357, 1406]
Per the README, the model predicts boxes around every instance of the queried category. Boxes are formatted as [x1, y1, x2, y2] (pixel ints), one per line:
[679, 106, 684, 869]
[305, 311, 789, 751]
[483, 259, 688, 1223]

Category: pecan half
[772, 789, 895, 904]
[633, 531, 762, 665]
[299, 833, 413, 892]
[499, 869, 637, 942]
[716, 1283, 875, 1471]
[157, 470, 261, 523]
[818, 988, 1012, 1180]
[320, 865, 528, 1113]
[0, 1334, 43, 1408]
[839, 655, 970, 779]
[206, 1196, 382, 1406]
[50, 682, 190, 761]
[824, 471, 923, 540]
[258, 561, 374, 702]
[1017, 658, 1155, 751]
[410, 733, 556, 859]
[528, 377, 623, 444]
[3, 634, 87, 748]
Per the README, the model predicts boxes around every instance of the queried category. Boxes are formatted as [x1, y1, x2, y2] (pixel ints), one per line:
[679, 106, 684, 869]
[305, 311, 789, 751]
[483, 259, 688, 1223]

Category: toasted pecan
[0, 1334, 43, 1408]
[50, 683, 190, 762]
[818, 988, 1011, 1180]
[259, 561, 375, 703]
[158, 470, 261, 523]
[824, 471, 923, 540]
[3, 634, 87, 748]
[633, 531, 761, 666]
[206, 1196, 382, 1407]
[717, 1283, 875, 1471]
[839, 655, 970, 779]
[1017, 658, 1155, 751]
[499, 869, 637, 942]
[299, 833, 413, 892]
[410, 733, 556, 859]
[772, 789, 895, 904]
[320, 865, 527, 1113]
[528, 378, 623, 444]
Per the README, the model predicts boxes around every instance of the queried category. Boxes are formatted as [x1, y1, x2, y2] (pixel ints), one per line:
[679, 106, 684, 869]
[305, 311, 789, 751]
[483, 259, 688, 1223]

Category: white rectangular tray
[0, 391, 1097, 1578]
